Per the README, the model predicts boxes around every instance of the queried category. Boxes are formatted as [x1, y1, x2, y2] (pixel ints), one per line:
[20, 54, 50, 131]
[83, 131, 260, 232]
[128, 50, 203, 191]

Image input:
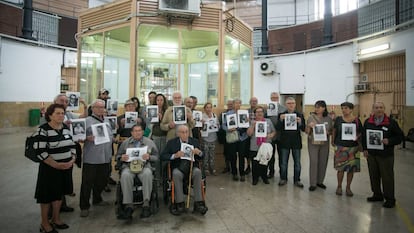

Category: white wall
[357, 27, 414, 106]
[254, 44, 357, 105]
[254, 27, 414, 107]
[0, 38, 63, 102]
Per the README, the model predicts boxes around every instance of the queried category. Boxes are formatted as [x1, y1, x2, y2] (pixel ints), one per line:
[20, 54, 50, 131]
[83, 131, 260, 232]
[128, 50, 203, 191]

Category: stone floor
[1, 128, 413, 233]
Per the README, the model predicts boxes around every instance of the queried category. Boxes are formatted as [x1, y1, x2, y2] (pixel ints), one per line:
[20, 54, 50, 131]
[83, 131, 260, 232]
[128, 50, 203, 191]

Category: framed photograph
[341, 123, 356, 141]
[201, 122, 209, 137]
[193, 110, 202, 127]
[126, 146, 148, 162]
[207, 118, 219, 133]
[70, 118, 86, 141]
[226, 113, 238, 129]
[147, 106, 159, 123]
[237, 110, 249, 128]
[106, 99, 118, 116]
[66, 91, 80, 111]
[173, 106, 186, 124]
[125, 112, 138, 128]
[104, 116, 117, 134]
[180, 143, 194, 161]
[91, 123, 110, 145]
[255, 121, 267, 138]
[366, 129, 384, 150]
[313, 124, 327, 141]
[284, 113, 297, 130]
[267, 101, 279, 116]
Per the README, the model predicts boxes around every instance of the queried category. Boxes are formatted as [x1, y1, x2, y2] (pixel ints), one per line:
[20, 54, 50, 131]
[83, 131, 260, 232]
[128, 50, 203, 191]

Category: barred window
[32, 11, 60, 45]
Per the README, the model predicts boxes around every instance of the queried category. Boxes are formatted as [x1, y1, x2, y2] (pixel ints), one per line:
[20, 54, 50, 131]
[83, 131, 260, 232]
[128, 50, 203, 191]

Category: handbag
[226, 130, 239, 143]
[130, 160, 145, 173]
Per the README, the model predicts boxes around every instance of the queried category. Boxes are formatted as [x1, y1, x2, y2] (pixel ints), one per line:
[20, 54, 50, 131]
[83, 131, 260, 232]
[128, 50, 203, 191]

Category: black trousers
[79, 163, 110, 210]
[251, 151, 268, 182]
[227, 140, 248, 176]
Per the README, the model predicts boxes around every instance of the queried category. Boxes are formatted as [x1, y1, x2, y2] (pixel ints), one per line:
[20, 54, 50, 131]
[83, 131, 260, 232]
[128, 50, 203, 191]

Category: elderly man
[161, 125, 208, 215]
[267, 92, 287, 179]
[363, 102, 402, 208]
[116, 124, 159, 219]
[276, 97, 305, 187]
[80, 99, 114, 217]
[161, 92, 195, 141]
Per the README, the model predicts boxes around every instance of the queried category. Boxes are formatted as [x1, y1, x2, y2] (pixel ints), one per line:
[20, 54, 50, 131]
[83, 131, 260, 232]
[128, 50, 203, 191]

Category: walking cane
[186, 153, 194, 209]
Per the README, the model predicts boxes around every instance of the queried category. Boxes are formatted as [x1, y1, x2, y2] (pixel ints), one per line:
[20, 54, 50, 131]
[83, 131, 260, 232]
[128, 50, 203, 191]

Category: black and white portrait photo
[284, 113, 297, 130]
[367, 129, 383, 150]
[125, 111, 138, 128]
[267, 101, 278, 116]
[107, 99, 118, 116]
[341, 123, 356, 141]
[237, 109, 250, 128]
[193, 110, 202, 127]
[226, 113, 237, 129]
[104, 116, 117, 134]
[66, 91, 80, 111]
[367, 129, 384, 150]
[126, 146, 148, 162]
[255, 121, 267, 137]
[70, 119, 86, 141]
[92, 123, 110, 145]
[173, 106, 186, 124]
[180, 143, 194, 161]
[313, 124, 327, 141]
[147, 106, 159, 123]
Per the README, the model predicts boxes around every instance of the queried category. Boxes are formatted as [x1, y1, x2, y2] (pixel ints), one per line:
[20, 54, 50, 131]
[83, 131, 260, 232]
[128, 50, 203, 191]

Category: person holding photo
[247, 106, 275, 185]
[202, 102, 219, 176]
[331, 102, 362, 196]
[151, 94, 169, 155]
[362, 102, 402, 208]
[275, 97, 305, 187]
[305, 100, 333, 192]
[222, 98, 249, 182]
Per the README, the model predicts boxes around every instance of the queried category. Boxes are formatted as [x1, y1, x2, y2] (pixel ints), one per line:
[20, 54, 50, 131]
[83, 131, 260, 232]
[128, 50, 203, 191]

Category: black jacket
[275, 111, 305, 149]
[362, 114, 402, 156]
[161, 137, 202, 173]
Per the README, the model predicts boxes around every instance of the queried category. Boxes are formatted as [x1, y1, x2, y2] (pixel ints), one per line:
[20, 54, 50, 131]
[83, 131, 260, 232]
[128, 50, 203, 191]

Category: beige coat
[160, 106, 195, 141]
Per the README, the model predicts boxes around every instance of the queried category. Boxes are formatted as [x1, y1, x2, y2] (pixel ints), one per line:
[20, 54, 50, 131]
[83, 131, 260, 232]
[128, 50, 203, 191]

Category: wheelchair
[115, 160, 159, 220]
[162, 160, 207, 215]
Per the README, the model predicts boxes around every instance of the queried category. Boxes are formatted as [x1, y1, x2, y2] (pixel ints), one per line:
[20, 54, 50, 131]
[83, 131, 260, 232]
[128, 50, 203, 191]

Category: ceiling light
[360, 43, 389, 55]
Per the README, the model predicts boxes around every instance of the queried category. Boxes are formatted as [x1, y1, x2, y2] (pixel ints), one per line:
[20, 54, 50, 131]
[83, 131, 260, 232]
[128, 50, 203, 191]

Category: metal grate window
[358, 0, 395, 37]
[32, 11, 60, 45]
[400, 0, 414, 24]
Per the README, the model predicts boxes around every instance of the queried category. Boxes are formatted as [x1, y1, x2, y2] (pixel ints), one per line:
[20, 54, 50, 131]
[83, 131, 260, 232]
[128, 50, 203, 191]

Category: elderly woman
[247, 106, 276, 185]
[35, 104, 76, 233]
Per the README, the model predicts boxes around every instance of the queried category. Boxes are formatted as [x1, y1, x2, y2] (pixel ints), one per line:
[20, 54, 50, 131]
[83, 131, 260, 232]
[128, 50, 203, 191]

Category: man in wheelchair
[116, 124, 159, 219]
[161, 125, 208, 215]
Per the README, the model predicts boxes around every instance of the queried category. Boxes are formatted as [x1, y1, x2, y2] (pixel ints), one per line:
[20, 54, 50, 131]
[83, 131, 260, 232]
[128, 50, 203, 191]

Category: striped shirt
[35, 123, 76, 161]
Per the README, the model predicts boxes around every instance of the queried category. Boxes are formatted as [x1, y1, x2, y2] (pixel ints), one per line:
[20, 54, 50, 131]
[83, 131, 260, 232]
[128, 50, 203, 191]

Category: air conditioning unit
[355, 83, 369, 92]
[63, 50, 77, 68]
[260, 60, 276, 75]
[360, 74, 368, 83]
[159, 0, 201, 16]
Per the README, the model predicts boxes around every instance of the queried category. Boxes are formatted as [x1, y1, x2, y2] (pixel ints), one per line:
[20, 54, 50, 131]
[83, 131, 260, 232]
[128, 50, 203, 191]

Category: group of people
[220, 93, 402, 210]
[33, 89, 403, 233]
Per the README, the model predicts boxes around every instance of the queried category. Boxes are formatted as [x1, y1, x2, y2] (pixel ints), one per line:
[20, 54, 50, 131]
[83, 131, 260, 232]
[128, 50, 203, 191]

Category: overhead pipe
[22, 0, 36, 40]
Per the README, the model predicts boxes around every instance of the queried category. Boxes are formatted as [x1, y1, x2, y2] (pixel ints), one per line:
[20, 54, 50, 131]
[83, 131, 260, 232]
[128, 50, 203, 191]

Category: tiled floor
[1, 128, 413, 233]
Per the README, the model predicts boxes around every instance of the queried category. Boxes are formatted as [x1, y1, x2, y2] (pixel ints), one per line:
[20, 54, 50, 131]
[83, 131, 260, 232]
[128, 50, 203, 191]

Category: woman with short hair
[35, 104, 76, 233]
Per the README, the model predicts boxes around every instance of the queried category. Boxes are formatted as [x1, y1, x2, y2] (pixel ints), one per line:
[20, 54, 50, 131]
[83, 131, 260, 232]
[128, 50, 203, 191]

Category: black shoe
[221, 167, 230, 174]
[267, 172, 274, 179]
[383, 201, 395, 208]
[51, 222, 69, 230]
[244, 166, 251, 175]
[140, 206, 151, 218]
[240, 176, 246, 182]
[177, 202, 185, 213]
[124, 207, 134, 220]
[367, 196, 384, 202]
[263, 178, 270, 184]
[252, 179, 258, 185]
[40, 224, 58, 233]
[193, 201, 208, 215]
[317, 183, 327, 189]
[108, 177, 117, 185]
[170, 204, 181, 216]
[60, 206, 74, 213]
[309, 186, 317, 191]
[294, 181, 304, 188]
[232, 175, 239, 181]
[104, 186, 111, 192]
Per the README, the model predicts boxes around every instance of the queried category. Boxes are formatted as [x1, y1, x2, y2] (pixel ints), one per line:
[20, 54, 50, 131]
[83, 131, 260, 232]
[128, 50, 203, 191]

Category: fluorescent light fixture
[81, 52, 101, 58]
[360, 43, 389, 55]
[80, 78, 87, 82]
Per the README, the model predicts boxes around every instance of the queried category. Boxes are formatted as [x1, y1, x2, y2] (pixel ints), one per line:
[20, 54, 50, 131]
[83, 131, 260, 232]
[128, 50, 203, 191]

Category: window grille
[32, 11, 60, 45]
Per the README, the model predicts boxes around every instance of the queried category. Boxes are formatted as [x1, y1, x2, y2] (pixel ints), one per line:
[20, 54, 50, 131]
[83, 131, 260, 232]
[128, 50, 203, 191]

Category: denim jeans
[280, 148, 301, 182]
